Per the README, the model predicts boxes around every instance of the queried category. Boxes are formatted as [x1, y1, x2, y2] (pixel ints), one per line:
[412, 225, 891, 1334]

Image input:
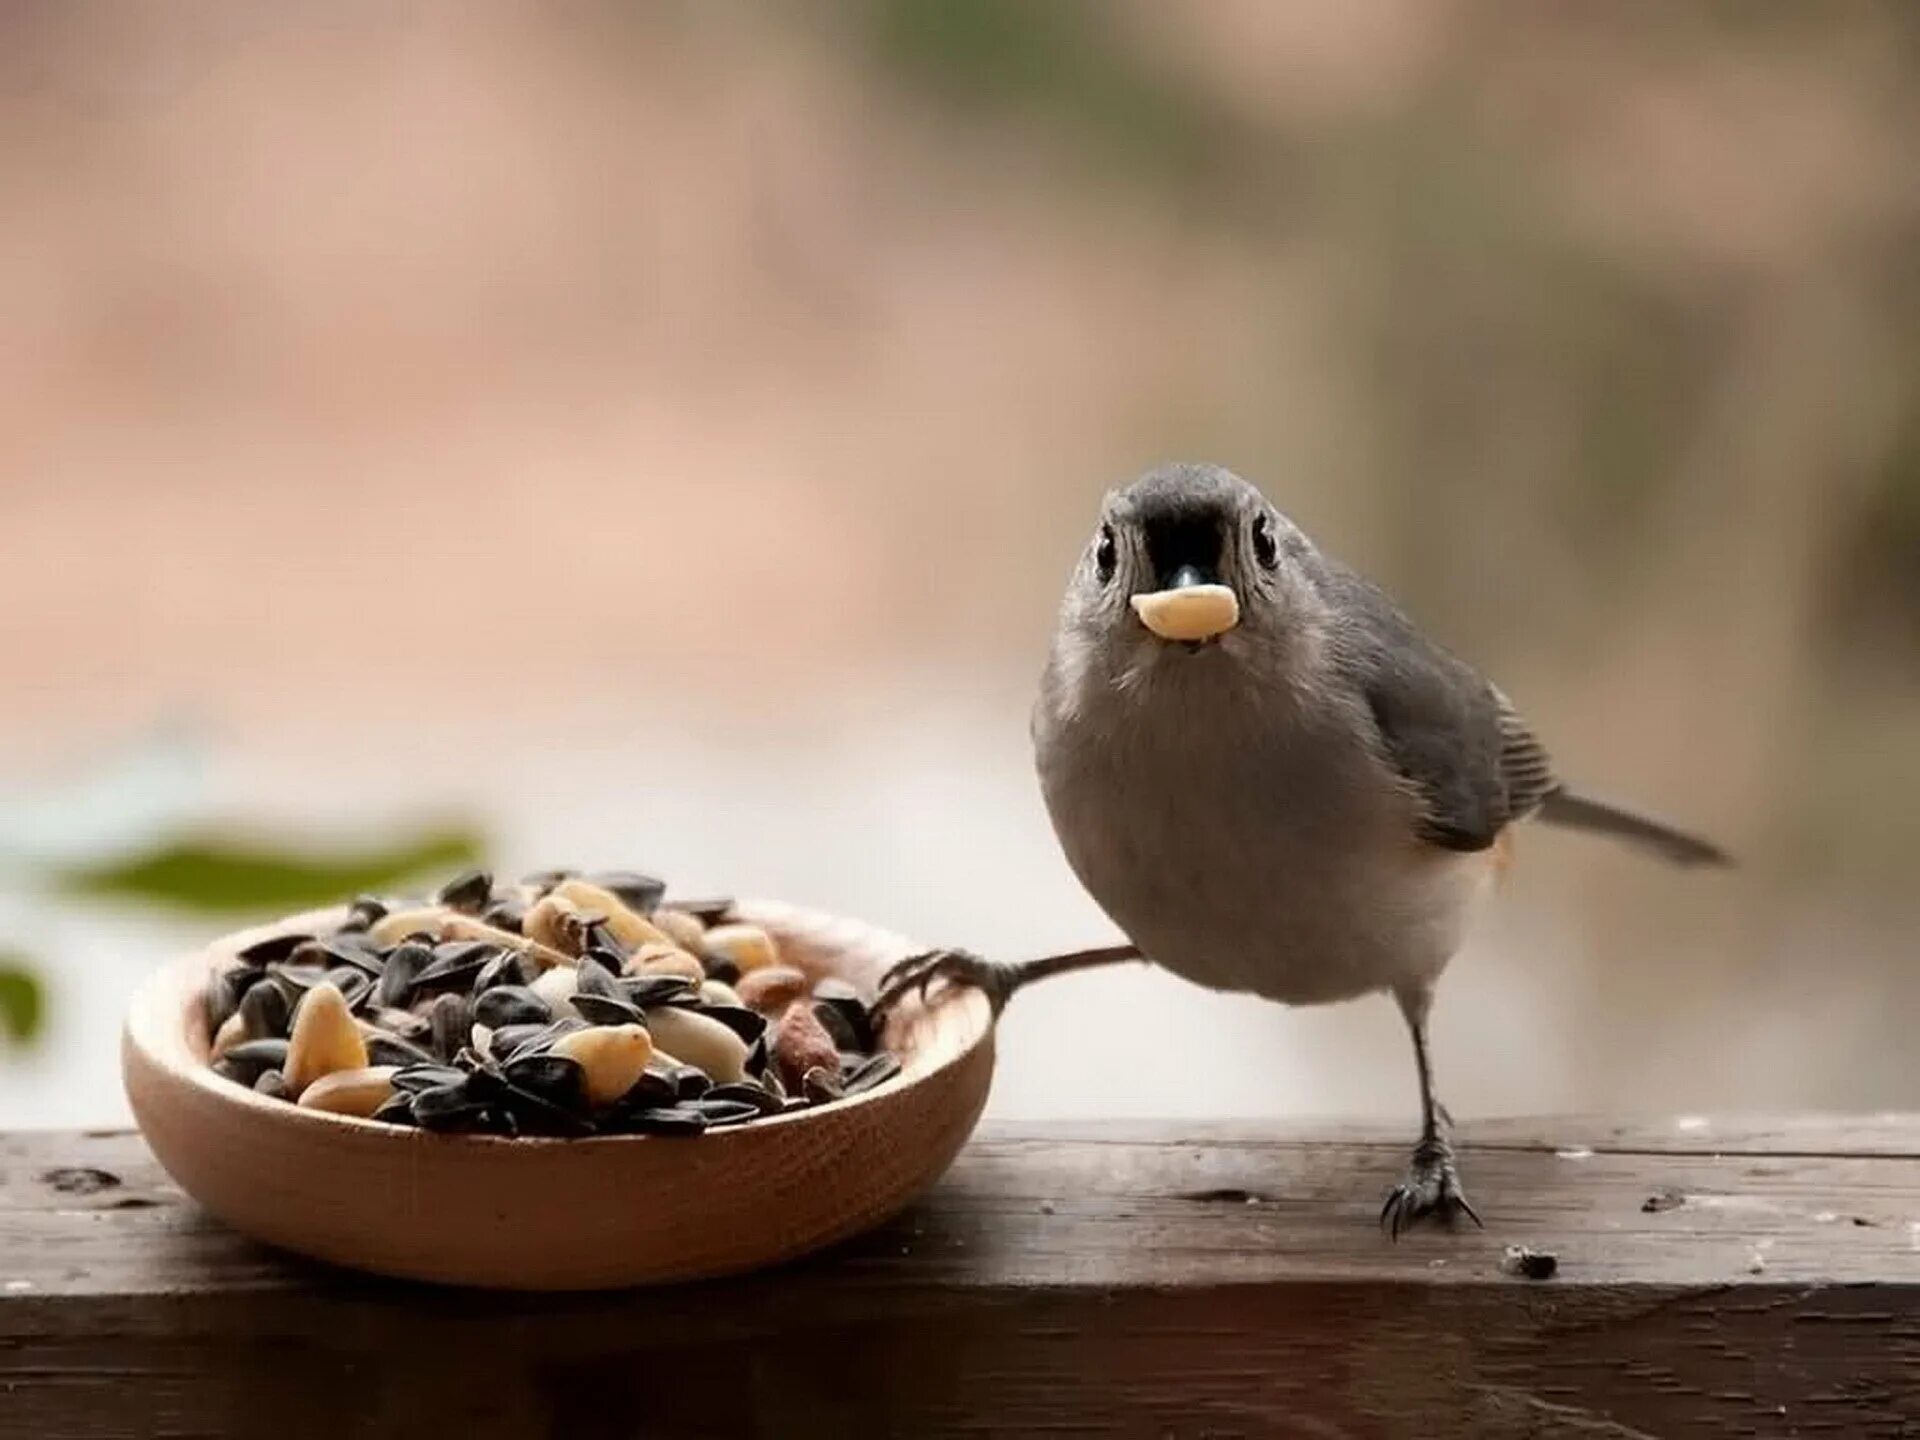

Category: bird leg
[1380, 983, 1482, 1240]
[872, 944, 1139, 1019]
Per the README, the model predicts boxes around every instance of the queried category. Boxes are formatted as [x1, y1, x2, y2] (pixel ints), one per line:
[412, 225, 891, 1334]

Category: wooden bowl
[123, 900, 994, 1289]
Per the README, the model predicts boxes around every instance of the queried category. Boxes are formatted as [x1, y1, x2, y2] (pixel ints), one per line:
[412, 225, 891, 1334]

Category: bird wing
[1317, 560, 1559, 852]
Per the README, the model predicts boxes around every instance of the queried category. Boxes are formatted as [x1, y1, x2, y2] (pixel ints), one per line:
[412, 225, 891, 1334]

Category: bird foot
[1380, 1135, 1482, 1240]
[873, 948, 1012, 1019]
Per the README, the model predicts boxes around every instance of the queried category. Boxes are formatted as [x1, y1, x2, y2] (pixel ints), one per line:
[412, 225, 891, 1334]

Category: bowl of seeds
[122, 870, 994, 1289]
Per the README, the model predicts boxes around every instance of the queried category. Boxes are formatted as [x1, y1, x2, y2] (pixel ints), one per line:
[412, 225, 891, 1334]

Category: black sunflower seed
[435, 869, 494, 914]
[268, 963, 328, 1002]
[574, 953, 620, 1000]
[340, 895, 390, 933]
[693, 1004, 767, 1045]
[474, 985, 551, 1030]
[742, 1031, 771, 1079]
[666, 1065, 711, 1101]
[323, 966, 373, 1011]
[370, 1092, 418, 1126]
[378, 942, 432, 1009]
[367, 1004, 432, 1044]
[410, 941, 497, 998]
[483, 896, 528, 935]
[617, 974, 695, 1008]
[502, 1052, 588, 1107]
[519, 868, 576, 895]
[570, 993, 644, 1027]
[365, 1032, 438, 1069]
[236, 932, 312, 968]
[411, 1082, 491, 1132]
[253, 1068, 288, 1100]
[204, 969, 242, 1036]
[665, 898, 734, 926]
[690, 1097, 761, 1127]
[219, 1038, 290, 1085]
[703, 958, 742, 987]
[582, 923, 628, 961]
[428, 992, 474, 1061]
[473, 950, 534, 995]
[238, 979, 292, 1040]
[609, 1105, 707, 1137]
[290, 935, 383, 976]
[812, 980, 874, 1052]
[802, 1066, 844, 1104]
[622, 1068, 679, 1108]
[392, 1064, 468, 1094]
[584, 871, 666, 914]
[842, 1051, 901, 1095]
[500, 1086, 594, 1137]
[702, 1082, 784, 1116]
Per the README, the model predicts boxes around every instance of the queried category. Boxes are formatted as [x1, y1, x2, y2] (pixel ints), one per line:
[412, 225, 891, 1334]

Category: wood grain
[2, 1118, 1916, 1438]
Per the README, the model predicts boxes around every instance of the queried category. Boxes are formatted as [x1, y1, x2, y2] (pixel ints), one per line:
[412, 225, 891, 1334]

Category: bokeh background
[3, 1, 1916, 1130]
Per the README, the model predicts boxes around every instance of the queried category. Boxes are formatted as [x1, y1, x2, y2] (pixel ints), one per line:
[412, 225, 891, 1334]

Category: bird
[875, 461, 1728, 1236]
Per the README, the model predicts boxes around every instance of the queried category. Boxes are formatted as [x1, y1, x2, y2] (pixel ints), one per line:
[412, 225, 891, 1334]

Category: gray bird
[878, 461, 1727, 1235]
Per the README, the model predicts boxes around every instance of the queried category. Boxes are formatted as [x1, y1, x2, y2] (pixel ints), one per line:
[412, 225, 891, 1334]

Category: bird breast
[1033, 655, 1491, 1006]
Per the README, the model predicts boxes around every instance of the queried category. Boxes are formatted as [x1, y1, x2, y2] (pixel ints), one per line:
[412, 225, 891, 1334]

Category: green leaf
[0, 962, 45, 1045]
[53, 825, 486, 915]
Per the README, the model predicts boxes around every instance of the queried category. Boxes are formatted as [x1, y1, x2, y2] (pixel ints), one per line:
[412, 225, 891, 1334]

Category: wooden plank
[1, 1121, 1917, 1438]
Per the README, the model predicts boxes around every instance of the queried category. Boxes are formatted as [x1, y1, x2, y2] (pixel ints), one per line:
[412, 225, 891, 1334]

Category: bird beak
[1130, 565, 1240, 642]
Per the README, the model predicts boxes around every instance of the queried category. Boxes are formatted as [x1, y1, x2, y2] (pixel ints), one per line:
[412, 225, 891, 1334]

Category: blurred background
[2, 1, 1916, 1130]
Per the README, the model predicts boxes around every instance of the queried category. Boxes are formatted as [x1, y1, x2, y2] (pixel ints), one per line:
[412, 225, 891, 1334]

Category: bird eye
[1094, 525, 1117, 583]
[1252, 515, 1279, 571]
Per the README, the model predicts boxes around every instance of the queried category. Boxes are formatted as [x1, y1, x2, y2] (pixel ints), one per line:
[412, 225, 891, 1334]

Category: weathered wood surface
[2, 1117, 1917, 1439]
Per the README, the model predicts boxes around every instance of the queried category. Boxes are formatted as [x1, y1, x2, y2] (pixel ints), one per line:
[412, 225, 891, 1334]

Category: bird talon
[1380, 1136, 1478, 1240]
[873, 948, 1003, 1019]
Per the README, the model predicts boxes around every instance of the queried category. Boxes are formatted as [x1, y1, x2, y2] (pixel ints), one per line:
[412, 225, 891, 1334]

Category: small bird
[878, 462, 1727, 1235]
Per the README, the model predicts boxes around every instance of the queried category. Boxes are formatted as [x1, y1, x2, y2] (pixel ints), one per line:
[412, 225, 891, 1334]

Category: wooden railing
[2, 1116, 1917, 1437]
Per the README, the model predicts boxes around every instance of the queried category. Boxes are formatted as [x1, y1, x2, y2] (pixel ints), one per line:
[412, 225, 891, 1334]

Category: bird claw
[1380, 1135, 1482, 1240]
[872, 947, 1010, 1019]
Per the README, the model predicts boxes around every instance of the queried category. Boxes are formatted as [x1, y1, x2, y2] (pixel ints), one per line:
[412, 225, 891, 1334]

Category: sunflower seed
[617, 973, 696, 1008]
[691, 1097, 762, 1127]
[811, 979, 874, 1052]
[610, 1105, 707, 1137]
[702, 1081, 785, 1116]
[410, 941, 497, 997]
[570, 992, 644, 1027]
[428, 992, 474, 1061]
[364, 1031, 438, 1069]
[665, 1064, 711, 1101]
[842, 1051, 902, 1095]
[474, 985, 551, 1030]
[411, 1081, 491, 1132]
[377, 942, 431, 1009]
[802, 1065, 844, 1104]
[574, 953, 621, 1000]
[340, 895, 390, 933]
[370, 1092, 417, 1126]
[473, 950, 535, 995]
[392, 1064, 468, 1094]
[435, 869, 494, 915]
[220, 1038, 290, 1085]
[254, 1068, 289, 1100]
[238, 979, 292, 1040]
[483, 896, 528, 934]
[236, 932, 312, 967]
[584, 871, 666, 914]
[204, 968, 242, 1036]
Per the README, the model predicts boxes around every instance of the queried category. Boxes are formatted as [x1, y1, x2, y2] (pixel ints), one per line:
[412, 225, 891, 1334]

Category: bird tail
[1535, 788, 1731, 868]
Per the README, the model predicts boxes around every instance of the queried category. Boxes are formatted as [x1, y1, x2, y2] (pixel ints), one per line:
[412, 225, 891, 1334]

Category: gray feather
[1535, 790, 1731, 867]
[1315, 558, 1552, 851]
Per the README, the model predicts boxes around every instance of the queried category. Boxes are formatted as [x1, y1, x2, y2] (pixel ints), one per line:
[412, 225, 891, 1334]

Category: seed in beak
[1130, 584, 1240, 641]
